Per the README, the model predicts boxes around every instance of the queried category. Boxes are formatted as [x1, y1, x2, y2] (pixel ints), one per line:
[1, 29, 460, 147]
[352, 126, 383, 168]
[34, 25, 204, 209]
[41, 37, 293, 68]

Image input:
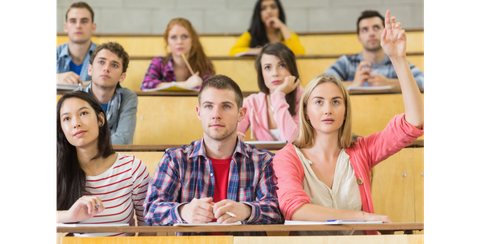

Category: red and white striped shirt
[75, 153, 150, 237]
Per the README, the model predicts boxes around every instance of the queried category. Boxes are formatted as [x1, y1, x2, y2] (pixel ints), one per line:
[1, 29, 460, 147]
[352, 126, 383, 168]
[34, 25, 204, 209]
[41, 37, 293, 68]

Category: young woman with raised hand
[57, 91, 150, 237]
[272, 10, 423, 235]
[141, 18, 215, 90]
[237, 42, 303, 142]
[229, 0, 305, 56]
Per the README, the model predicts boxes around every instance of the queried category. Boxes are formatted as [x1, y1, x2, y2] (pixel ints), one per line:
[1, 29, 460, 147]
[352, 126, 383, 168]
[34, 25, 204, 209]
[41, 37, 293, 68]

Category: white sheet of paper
[57, 223, 130, 227]
[173, 221, 242, 226]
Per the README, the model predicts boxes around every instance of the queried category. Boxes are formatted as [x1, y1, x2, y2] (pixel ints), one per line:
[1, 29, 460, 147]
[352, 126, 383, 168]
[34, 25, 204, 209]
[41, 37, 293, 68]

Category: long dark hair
[57, 91, 115, 210]
[248, 0, 286, 48]
[255, 42, 298, 116]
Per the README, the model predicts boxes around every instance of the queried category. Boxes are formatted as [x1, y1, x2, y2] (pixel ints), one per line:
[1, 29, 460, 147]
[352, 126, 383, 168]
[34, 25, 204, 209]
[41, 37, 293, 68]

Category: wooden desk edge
[57, 222, 424, 233]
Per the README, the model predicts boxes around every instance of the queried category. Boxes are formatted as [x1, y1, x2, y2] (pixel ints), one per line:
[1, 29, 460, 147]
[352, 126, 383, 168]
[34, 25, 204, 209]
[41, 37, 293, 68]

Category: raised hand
[381, 10, 406, 58]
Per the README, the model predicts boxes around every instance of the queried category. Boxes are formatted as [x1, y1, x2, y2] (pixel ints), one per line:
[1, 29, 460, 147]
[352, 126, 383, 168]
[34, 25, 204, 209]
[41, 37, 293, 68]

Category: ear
[92, 23, 97, 34]
[357, 34, 361, 42]
[98, 112, 105, 127]
[238, 107, 246, 123]
[64, 22, 68, 33]
[88, 64, 93, 76]
[196, 105, 201, 121]
[118, 72, 126, 83]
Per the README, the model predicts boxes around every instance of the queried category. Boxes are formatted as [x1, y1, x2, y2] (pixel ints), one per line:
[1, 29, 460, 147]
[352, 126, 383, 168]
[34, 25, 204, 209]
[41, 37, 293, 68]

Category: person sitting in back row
[229, 0, 305, 56]
[141, 18, 215, 91]
[57, 1, 97, 85]
[324, 10, 424, 89]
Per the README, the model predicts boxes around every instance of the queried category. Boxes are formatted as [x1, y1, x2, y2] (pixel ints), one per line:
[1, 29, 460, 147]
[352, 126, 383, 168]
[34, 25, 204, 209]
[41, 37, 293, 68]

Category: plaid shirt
[56, 42, 97, 82]
[140, 56, 213, 90]
[324, 52, 424, 88]
[143, 138, 282, 235]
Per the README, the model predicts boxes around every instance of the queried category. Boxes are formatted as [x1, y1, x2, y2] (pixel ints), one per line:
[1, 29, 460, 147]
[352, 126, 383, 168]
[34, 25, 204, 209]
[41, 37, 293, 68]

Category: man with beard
[143, 75, 282, 235]
[324, 10, 424, 89]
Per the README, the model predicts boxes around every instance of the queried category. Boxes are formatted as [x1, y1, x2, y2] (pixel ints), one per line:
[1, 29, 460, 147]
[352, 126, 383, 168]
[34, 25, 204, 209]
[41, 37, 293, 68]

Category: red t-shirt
[208, 156, 231, 235]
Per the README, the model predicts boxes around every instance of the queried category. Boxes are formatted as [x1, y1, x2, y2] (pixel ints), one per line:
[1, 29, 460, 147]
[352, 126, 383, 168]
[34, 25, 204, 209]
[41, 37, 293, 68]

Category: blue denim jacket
[56, 41, 97, 82]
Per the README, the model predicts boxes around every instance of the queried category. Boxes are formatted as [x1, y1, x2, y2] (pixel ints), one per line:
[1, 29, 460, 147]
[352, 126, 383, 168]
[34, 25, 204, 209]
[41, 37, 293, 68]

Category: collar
[59, 41, 96, 58]
[189, 137, 248, 159]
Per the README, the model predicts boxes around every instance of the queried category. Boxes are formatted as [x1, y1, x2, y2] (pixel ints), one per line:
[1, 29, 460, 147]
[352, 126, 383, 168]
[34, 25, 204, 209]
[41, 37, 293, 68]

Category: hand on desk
[179, 197, 252, 224]
[57, 196, 105, 223]
[57, 71, 82, 85]
[213, 199, 252, 224]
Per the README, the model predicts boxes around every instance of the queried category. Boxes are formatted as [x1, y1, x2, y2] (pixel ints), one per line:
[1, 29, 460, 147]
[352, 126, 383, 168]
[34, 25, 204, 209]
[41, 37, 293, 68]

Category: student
[141, 18, 215, 91]
[143, 75, 282, 235]
[75, 42, 137, 145]
[57, 1, 97, 85]
[324, 10, 424, 89]
[272, 10, 424, 235]
[56, 91, 150, 237]
[237, 43, 302, 142]
[229, 0, 305, 56]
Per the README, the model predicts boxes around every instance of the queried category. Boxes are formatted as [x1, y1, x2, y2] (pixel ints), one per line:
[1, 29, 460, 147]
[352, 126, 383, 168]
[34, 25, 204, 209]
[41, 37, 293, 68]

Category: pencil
[181, 54, 195, 75]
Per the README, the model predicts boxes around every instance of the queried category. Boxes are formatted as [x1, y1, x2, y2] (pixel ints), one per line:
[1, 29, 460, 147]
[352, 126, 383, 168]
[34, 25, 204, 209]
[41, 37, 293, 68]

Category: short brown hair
[89, 42, 130, 73]
[356, 10, 385, 34]
[66, 2, 94, 23]
[198, 75, 243, 109]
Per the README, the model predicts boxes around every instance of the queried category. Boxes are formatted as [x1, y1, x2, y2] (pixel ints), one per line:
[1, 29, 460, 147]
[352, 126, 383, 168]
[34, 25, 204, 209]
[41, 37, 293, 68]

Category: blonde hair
[292, 74, 353, 149]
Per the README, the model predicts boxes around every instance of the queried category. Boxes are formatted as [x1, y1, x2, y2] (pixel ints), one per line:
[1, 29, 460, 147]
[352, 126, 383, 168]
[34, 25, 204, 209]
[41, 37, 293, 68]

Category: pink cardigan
[272, 114, 424, 234]
[238, 86, 303, 142]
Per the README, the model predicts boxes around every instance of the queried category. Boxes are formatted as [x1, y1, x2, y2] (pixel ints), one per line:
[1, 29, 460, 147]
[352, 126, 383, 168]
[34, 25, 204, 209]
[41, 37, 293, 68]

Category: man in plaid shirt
[143, 75, 282, 235]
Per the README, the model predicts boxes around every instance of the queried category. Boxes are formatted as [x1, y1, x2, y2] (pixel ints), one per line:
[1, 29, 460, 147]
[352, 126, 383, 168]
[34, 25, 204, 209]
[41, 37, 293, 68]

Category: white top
[74, 153, 150, 237]
[294, 146, 363, 235]
[269, 129, 281, 140]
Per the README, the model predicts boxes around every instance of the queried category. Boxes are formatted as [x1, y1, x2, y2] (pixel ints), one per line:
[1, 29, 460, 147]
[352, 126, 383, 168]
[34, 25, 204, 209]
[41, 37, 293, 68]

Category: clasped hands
[352, 62, 391, 87]
[179, 197, 251, 224]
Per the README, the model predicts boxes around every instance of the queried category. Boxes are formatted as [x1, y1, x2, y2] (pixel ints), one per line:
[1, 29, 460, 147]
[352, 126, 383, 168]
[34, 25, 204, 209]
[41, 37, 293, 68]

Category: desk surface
[57, 222, 423, 233]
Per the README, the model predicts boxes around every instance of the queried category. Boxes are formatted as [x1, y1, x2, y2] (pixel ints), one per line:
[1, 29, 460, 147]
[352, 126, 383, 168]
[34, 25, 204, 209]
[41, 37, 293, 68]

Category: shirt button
[210, 173, 214, 177]
[357, 178, 364, 185]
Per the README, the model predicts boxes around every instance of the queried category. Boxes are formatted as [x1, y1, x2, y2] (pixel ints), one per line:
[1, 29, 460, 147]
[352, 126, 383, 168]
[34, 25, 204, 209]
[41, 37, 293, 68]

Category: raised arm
[381, 10, 423, 128]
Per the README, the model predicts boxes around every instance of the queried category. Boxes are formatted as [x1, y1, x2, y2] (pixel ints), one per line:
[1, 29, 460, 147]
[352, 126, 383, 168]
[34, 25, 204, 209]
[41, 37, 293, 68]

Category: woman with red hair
[141, 18, 215, 91]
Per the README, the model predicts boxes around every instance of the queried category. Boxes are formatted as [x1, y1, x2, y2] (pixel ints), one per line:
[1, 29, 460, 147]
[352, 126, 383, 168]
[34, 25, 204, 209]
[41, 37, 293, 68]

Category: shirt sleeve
[131, 157, 150, 226]
[143, 151, 186, 226]
[346, 113, 424, 170]
[111, 89, 137, 145]
[271, 144, 311, 220]
[271, 91, 300, 142]
[243, 153, 283, 224]
[229, 32, 252, 56]
[141, 57, 165, 90]
[282, 31, 305, 55]
[323, 56, 349, 81]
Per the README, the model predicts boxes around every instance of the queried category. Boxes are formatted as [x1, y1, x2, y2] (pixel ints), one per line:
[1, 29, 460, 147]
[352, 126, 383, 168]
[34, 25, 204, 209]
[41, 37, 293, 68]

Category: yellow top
[229, 31, 306, 56]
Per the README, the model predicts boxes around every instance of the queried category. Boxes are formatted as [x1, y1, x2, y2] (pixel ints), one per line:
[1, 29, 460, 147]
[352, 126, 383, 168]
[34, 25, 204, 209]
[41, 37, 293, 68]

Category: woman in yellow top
[229, 0, 305, 56]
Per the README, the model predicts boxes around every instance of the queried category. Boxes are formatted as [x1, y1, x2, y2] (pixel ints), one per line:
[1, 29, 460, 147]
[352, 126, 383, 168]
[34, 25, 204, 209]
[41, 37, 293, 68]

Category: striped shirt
[75, 153, 150, 237]
[143, 138, 282, 235]
[140, 56, 213, 90]
[324, 52, 424, 88]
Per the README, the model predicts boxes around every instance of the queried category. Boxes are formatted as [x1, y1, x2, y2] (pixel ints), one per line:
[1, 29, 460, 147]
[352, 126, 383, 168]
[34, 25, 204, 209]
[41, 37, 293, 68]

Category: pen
[225, 211, 236, 218]
[95, 204, 99, 210]
[181, 54, 195, 76]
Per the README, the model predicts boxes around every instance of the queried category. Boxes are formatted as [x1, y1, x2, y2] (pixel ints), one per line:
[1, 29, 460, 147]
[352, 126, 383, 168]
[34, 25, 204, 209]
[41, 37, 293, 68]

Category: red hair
[163, 18, 215, 78]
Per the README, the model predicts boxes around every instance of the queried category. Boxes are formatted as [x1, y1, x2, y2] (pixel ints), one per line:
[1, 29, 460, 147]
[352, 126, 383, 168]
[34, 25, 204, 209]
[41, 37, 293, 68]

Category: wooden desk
[57, 222, 423, 234]
[60, 235, 424, 244]
[113, 142, 288, 152]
